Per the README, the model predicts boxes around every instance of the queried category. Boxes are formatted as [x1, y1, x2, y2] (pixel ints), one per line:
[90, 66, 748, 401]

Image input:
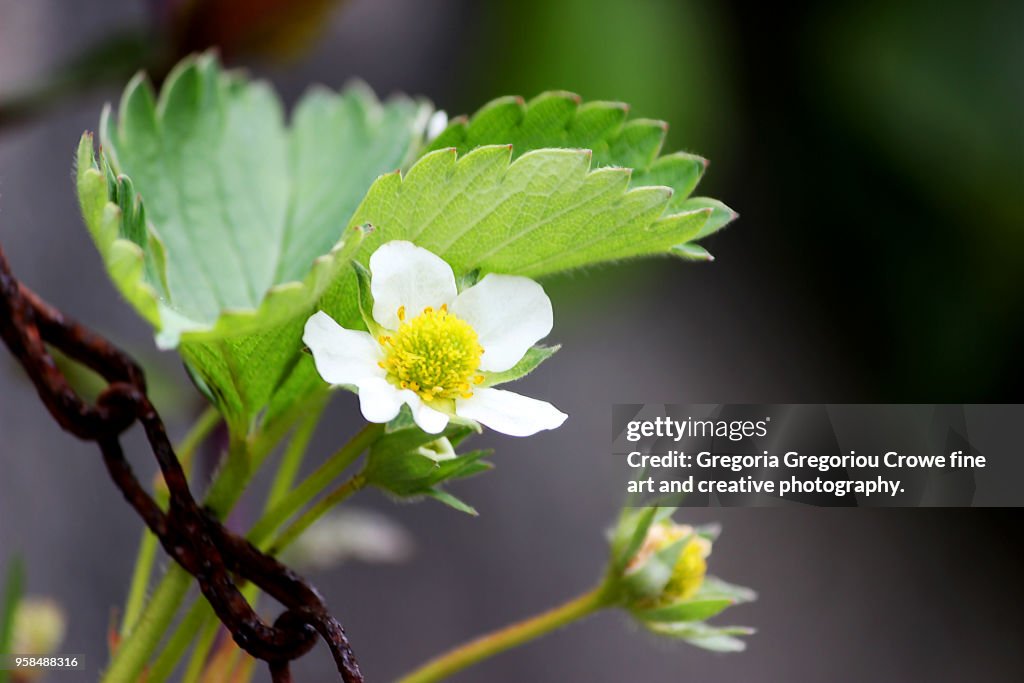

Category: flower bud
[416, 436, 456, 463]
[608, 508, 755, 651]
[12, 598, 66, 656]
[626, 522, 712, 604]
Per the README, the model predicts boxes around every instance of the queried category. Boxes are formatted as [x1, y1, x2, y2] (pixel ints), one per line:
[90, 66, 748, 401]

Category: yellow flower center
[378, 304, 485, 402]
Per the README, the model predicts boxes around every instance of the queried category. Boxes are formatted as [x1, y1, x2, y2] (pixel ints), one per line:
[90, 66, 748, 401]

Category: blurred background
[1, 0, 1022, 681]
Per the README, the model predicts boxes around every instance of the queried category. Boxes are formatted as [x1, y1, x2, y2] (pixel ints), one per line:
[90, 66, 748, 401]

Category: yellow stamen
[380, 304, 484, 402]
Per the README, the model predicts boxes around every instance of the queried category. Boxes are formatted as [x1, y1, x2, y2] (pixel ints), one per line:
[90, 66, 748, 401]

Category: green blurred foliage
[808, 0, 1023, 395]
[465, 0, 738, 162]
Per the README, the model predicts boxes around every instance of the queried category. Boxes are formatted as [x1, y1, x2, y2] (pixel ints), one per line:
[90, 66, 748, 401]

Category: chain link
[0, 245, 364, 683]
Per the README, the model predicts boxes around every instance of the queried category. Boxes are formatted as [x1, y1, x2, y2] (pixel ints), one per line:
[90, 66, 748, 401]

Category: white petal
[303, 311, 383, 385]
[426, 110, 448, 142]
[451, 274, 553, 372]
[456, 387, 567, 437]
[370, 241, 457, 330]
[355, 378, 451, 433]
[355, 377, 414, 424]
[406, 394, 450, 434]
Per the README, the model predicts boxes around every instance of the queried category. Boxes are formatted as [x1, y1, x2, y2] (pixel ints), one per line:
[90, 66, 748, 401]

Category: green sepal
[632, 597, 735, 624]
[380, 405, 479, 442]
[363, 413, 491, 498]
[643, 621, 755, 652]
[456, 268, 482, 291]
[384, 407, 418, 433]
[610, 506, 659, 573]
[609, 505, 681, 573]
[697, 524, 722, 542]
[366, 448, 491, 497]
[696, 576, 757, 604]
[425, 488, 479, 516]
[479, 345, 559, 387]
[620, 533, 690, 600]
[351, 257, 384, 337]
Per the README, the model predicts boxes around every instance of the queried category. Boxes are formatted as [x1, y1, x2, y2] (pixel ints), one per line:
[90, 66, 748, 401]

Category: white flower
[304, 240, 568, 436]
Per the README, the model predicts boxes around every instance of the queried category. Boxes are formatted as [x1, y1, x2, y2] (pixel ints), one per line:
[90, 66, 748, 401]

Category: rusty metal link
[0, 244, 364, 683]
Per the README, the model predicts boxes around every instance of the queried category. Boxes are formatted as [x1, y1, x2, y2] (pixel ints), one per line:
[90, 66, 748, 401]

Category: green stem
[134, 418, 380, 682]
[176, 407, 224, 478]
[149, 469, 366, 680]
[103, 430, 249, 683]
[267, 474, 366, 554]
[119, 531, 160, 637]
[103, 568, 192, 683]
[120, 407, 221, 638]
[396, 584, 614, 683]
[247, 423, 383, 548]
[180, 608, 222, 683]
[147, 410, 334, 682]
[145, 597, 207, 683]
[266, 398, 325, 509]
[181, 581, 261, 683]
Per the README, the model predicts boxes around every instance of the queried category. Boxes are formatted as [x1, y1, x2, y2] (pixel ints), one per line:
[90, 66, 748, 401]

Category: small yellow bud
[11, 598, 67, 665]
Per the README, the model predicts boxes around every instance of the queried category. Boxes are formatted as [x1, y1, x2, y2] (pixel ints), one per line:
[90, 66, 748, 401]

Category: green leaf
[0, 557, 25, 683]
[77, 57, 735, 434]
[480, 345, 559, 387]
[321, 145, 714, 335]
[676, 197, 738, 240]
[633, 597, 735, 624]
[672, 243, 714, 262]
[426, 91, 725, 214]
[645, 621, 755, 652]
[76, 52, 432, 431]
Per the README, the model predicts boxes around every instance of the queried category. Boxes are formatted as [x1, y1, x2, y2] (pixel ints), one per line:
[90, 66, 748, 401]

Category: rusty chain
[0, 243, 364, 683]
